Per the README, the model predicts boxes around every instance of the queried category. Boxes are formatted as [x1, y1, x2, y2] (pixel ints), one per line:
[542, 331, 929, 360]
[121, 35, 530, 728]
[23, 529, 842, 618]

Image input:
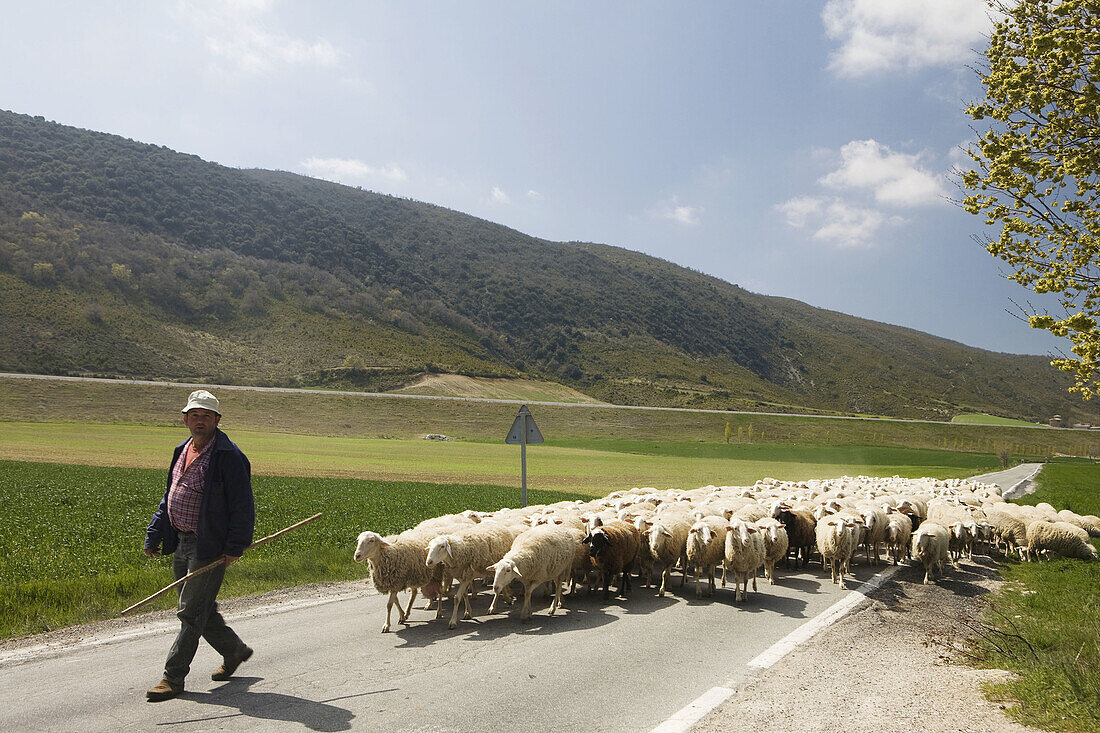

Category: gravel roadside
[694, 555, 1042, 733]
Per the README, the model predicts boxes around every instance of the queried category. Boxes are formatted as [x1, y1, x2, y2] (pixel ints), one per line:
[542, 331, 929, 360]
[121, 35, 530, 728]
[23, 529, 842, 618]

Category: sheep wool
[1026, 520, 1098, 561]
[354, 530, 433, 633]
[755, 517, 789, 585]
[686, 516, 729, 597]
[489, 524, 579, 621]
[724, 519, 766, 602]
[911, 522, 951, 584]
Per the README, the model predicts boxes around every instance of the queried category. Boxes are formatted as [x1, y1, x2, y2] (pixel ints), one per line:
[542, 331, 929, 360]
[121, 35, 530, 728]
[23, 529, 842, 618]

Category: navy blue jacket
[144, 428, 255, 561]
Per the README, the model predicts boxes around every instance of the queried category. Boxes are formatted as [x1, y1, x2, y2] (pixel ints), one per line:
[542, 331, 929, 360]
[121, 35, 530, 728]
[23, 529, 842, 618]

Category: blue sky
[0, 1, 1069, 355]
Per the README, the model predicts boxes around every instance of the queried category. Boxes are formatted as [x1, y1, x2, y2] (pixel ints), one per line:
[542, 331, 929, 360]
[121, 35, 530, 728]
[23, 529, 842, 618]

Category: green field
[0, 428, 1004, 639]
[976, 460, 1100, 732]
[951, 413, 1044, 427]
[0, 422, 1003, 492]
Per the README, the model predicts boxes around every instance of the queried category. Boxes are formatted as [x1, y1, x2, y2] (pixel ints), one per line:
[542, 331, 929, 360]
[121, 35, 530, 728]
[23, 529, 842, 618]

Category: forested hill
[0, 109, 1086, 422]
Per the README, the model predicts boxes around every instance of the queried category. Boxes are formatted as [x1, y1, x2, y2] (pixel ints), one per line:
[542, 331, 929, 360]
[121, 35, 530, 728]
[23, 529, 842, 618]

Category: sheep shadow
[160, 677, 383, 732]
[391, 588, 623, 646]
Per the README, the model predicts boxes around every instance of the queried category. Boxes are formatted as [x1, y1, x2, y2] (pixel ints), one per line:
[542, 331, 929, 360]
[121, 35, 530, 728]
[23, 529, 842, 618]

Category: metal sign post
[505, 405, 543, 506]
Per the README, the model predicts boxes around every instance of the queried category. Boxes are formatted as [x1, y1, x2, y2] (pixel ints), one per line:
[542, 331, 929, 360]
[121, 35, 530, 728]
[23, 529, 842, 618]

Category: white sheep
[883, 511, 913, 566]
[354, 530, 433, 633]
[755, 517, 789, 585]
[911, 522, 951, 584]
[815, 516, 857, 589]
[1025, 520, 1098, 561]
[724, 519, 766, 602]
[686, 516, 728, 598]
[425, 522, 519, 629]
[649, 514, 692, 597]
[487, 525, 580, 621]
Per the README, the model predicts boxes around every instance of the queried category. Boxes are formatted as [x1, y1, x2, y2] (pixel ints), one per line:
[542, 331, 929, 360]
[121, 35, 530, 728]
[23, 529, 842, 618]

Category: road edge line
[649, 565, 899, 733]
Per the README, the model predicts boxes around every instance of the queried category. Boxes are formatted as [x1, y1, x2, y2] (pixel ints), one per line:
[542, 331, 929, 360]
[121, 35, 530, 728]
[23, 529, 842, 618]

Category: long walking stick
[120, 513, 323, 616]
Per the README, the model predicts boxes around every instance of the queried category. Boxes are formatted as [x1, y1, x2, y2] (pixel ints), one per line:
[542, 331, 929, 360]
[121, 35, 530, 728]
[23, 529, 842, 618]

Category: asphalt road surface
[0, 466, 1041, 733]
[2, 561, 892, 733]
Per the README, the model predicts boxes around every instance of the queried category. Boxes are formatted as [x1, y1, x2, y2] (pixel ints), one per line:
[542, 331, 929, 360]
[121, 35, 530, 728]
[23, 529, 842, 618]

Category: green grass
[951, 413, 1042, 427]
[0, 459, 588, 638]
[975, 459, 1100, 732]
[0, 422, 1003, 493]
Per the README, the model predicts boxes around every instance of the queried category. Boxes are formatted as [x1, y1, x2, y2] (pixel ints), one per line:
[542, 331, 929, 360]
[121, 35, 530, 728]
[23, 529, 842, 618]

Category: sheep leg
[448, 580, 470, 629]
[659, 566, 669, 597]
[549, 577, 564, 615]
[707, 566, 715, 596]
[382, 591, 398, 633]
[400, 588, 418, 623]
[695, 567, 703, 598]
[521, 583, 533, 622]
[751, 569, 757, 593]
[679, 551, 688, 587]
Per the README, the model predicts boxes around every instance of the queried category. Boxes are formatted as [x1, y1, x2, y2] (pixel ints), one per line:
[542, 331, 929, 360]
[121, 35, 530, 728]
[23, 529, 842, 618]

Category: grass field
[951, 413, 1044, 427]
[975, 460, 1100, 732]
[0, 422, 1004, 492]
[3, 376, 1096, 458]
[0, 431, 1004, 639]
[0, 459, 592, 638]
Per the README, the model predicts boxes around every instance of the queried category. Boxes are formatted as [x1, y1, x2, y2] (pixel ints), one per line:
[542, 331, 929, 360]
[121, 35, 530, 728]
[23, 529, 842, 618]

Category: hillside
[0, 109, 1088, 423]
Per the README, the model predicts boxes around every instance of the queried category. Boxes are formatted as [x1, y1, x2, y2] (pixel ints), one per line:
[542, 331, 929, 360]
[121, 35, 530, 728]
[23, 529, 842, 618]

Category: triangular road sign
[505, 405, 544, 444]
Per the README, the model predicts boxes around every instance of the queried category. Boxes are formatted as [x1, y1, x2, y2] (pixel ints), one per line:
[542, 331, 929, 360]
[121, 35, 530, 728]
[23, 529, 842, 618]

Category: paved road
[0, 460, 1046, 733]
[968, 462, 1043, 499]
[0, 562, 891, 733]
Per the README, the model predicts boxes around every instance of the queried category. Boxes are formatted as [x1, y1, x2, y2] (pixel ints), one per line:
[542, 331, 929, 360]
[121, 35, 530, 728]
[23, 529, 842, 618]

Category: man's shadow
[161, 677, 392, 732]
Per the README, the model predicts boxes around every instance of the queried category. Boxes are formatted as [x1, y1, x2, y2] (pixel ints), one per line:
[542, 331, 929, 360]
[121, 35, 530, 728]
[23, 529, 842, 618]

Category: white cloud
[300, 157, 407, 185]
[653, 195, 702, 226]
[777, 196, 905, 248]
[490, 186, 511, 205]
[177, 0, 341, 73]
[820, 139, 946, 207]
[776, 196, 823, 228]
[822, 0, 991, 77]
[526, 189, 543, 200]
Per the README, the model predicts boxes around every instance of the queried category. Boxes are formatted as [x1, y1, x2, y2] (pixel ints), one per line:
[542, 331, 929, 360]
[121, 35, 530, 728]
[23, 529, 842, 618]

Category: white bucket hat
[182, 389, 221, 415]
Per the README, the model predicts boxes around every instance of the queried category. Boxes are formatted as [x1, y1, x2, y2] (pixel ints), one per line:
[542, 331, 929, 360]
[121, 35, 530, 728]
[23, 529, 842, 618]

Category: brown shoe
[146, 677, 183, 702]
[211, 645, 253, 681]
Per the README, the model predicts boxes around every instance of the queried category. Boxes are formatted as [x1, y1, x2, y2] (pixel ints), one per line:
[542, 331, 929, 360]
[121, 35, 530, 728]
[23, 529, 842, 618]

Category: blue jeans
[164, 534, 246, 683]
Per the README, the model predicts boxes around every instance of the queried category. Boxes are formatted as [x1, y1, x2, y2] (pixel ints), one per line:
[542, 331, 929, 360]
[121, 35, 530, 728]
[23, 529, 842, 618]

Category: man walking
[143, 389, 255, 702]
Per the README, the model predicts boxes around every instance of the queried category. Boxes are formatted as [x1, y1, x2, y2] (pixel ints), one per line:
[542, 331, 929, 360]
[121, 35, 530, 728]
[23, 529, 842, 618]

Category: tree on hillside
[960, 0, 1100, 398]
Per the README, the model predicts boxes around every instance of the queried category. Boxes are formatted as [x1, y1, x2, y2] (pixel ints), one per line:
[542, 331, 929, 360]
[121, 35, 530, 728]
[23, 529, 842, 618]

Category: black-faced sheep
[775, 506, 816, 569]
[582, 520, 642, 601]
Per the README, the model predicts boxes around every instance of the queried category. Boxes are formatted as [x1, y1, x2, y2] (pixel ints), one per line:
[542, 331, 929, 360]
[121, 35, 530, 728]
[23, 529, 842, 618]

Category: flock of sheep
[353, 474, 1100, 632]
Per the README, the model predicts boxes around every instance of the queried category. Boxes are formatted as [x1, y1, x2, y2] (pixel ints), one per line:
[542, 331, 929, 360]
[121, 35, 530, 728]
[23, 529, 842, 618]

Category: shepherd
[142, 389, 255, 702]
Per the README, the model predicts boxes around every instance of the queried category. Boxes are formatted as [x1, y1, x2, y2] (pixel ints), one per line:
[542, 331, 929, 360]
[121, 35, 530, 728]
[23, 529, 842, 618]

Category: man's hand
[224, 555, 241, 566]
[144, 547, 159, 558]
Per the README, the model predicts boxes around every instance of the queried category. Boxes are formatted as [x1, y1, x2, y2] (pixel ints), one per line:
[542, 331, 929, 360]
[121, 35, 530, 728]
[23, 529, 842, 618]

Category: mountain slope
[0, 109, 1085, 422]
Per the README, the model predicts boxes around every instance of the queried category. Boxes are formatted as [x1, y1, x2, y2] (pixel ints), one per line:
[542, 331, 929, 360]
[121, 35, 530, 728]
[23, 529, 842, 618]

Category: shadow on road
[159, 677, 393, 732]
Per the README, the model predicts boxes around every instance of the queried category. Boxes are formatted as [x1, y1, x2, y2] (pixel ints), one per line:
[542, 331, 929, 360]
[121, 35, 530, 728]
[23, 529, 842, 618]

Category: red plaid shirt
[167, 438, 214, 533]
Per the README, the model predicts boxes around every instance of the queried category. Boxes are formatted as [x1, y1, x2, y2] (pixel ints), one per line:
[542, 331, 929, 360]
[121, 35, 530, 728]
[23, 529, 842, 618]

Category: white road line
[651, 686, 736, 733]
[650, 566, 899, 733]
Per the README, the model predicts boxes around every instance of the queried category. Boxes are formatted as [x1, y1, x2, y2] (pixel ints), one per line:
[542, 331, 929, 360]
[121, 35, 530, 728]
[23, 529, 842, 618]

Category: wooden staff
[120, 513, 323, 616]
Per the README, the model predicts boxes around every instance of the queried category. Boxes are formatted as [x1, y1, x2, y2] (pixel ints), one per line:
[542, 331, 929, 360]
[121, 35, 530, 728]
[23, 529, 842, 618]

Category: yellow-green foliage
[962, 0, 1100, 399]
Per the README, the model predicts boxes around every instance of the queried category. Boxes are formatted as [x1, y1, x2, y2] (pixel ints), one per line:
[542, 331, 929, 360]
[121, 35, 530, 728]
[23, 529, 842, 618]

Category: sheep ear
[512, 568, 523, 580]
[379, 537, 392, 547]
